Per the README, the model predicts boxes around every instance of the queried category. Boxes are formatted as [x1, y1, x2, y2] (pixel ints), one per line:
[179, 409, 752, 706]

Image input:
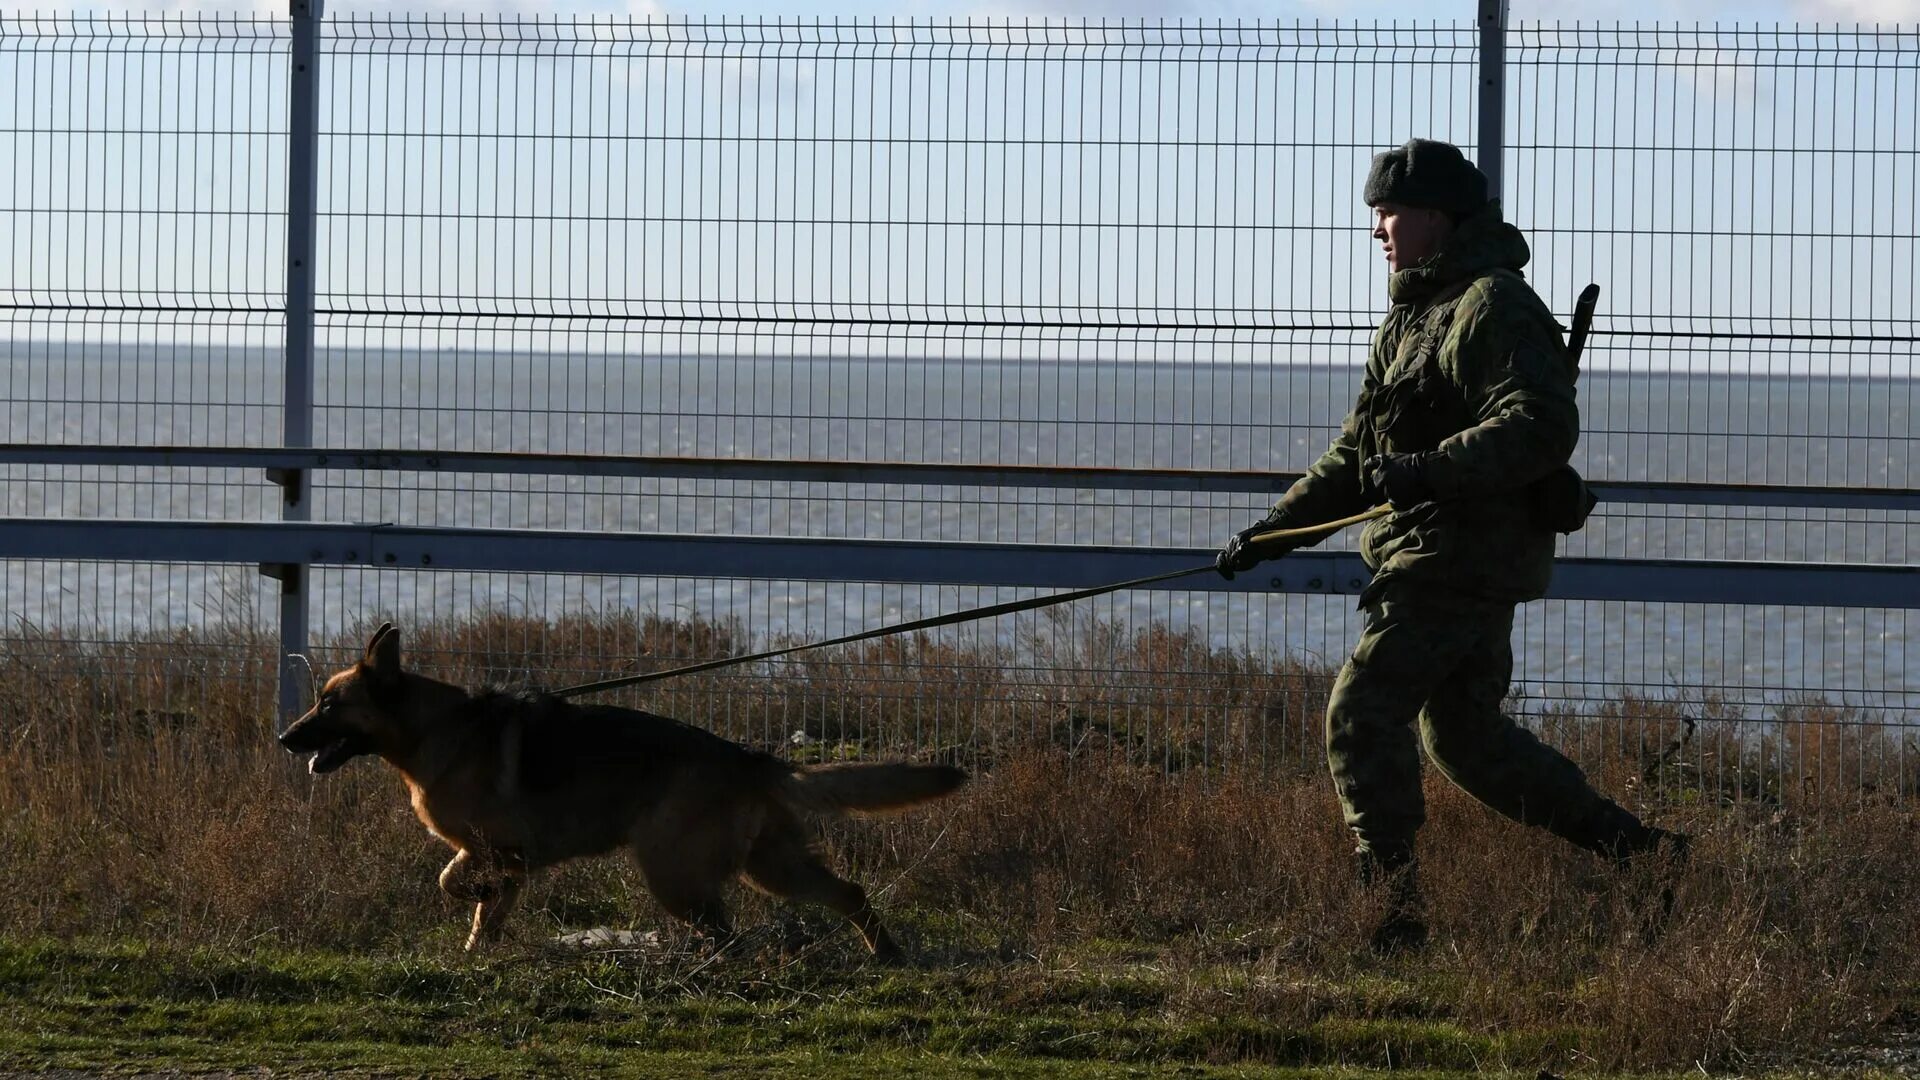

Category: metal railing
[1, 7, 1914, 798]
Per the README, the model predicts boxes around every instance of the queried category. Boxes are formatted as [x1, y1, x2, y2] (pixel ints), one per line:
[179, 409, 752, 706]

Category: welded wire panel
[311, 19, 1475, 325]
[306, 566, 1373, 773]
[1510, 23, 1918, 574]
[291, 15, 1913, 788]
[0, 557, 278, 770]
[0, 14, 1914, 793]
[0, 15, 288, 670]
[1510, 24, 1919, 772]
[0, 15, 288, 535]
[302, 16, 1485, 602]
[301, 565, 1915, 800]
[0, 14, 288, 311]
[305, 17, 1479, 539]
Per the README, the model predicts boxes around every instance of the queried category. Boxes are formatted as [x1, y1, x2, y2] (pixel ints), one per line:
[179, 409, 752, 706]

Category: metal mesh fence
[1, 16, 287, 534]
[1, 14, 1914, 798]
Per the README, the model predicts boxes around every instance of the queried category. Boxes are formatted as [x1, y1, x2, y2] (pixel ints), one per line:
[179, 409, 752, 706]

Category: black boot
[1619, 825, 1691, 935]
[1562, 798, 1689, 871]
[1358, 847, 1428, 956]
[1601, 820, 1692, 870]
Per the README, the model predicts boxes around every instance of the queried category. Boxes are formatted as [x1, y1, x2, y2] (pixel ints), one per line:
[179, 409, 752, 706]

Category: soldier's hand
[1215, 529, 1255, 580]
[1364, 453, 1436, 511]
[1215, 521, 1297, 580]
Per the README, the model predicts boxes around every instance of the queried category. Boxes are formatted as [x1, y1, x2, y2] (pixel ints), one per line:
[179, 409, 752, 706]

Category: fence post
[1476, 0, 1508, 201]
[271, 0, 323, 724]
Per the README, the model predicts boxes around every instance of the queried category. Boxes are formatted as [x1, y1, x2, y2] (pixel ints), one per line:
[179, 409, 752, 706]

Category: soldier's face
[1371, 203, 1454, 273]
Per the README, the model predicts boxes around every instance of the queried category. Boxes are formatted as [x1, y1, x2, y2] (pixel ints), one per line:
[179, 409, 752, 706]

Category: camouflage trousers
[1326, 584, 1646, 861]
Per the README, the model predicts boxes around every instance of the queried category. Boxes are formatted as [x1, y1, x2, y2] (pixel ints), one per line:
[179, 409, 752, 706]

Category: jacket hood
[1388, 200, 1530, 305]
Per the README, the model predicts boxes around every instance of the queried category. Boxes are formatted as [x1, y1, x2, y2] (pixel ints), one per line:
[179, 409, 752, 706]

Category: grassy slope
[1, 935, 1911, 1080]
[0, 936, 1693, 1079]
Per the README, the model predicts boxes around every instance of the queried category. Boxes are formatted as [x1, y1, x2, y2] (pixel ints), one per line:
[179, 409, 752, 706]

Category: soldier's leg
[1327, 592, 1493, 952]
[1416, 604, 1661, 861]
[1326, 593, 1483, 860]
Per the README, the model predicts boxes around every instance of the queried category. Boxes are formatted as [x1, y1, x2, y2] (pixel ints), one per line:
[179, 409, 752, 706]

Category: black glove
[1363, 452, 1437, 512]
[1215, 519, 1301, 580]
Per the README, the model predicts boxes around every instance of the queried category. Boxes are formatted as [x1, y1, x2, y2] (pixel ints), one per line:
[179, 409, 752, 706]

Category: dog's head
[278, 621, 409, 775]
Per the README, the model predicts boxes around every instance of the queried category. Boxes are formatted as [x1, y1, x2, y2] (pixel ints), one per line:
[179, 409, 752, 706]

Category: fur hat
[1363, 139, 1489, 217]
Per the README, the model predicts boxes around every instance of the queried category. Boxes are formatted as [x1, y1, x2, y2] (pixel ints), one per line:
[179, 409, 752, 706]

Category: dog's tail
[780, 762, 968, 815]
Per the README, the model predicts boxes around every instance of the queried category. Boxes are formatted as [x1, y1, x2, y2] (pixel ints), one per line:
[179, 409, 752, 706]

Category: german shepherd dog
[277, 624, 967, 960]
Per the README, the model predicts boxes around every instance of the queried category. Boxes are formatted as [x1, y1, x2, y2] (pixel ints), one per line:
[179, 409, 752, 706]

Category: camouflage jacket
[1267, 203, 1578, 604]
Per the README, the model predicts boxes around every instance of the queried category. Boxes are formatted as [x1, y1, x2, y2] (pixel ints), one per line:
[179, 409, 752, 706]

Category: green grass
[0, 935, 1905, 1080]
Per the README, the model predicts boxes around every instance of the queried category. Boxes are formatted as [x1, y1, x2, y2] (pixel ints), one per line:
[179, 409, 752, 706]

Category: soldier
[1217, 139, 1686, 953]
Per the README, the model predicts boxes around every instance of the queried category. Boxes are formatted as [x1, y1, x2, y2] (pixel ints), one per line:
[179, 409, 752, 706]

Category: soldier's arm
[1421, 283, 1578, 500]
[1261, 370, 1380, 544]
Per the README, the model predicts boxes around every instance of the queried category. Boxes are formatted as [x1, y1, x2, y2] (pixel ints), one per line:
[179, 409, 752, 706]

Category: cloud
[1792, 0, 1920, 20]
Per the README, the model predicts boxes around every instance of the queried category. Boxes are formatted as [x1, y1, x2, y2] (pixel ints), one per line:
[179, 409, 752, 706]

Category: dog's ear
[363, 622, 402, 681]
[364, 621, 395, 658]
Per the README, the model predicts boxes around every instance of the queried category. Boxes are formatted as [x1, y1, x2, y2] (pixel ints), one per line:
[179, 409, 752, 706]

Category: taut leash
[551, 504, 1390, 699]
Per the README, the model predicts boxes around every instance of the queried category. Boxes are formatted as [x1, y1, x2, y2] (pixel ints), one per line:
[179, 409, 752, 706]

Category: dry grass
[0, 611, 1915, 1072]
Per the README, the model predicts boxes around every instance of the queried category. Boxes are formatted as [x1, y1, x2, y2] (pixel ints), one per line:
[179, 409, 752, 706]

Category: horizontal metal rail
[4, 304, 1918, 343]
[0, 517, 1913, 609]
[1, 445, 1915, 510]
